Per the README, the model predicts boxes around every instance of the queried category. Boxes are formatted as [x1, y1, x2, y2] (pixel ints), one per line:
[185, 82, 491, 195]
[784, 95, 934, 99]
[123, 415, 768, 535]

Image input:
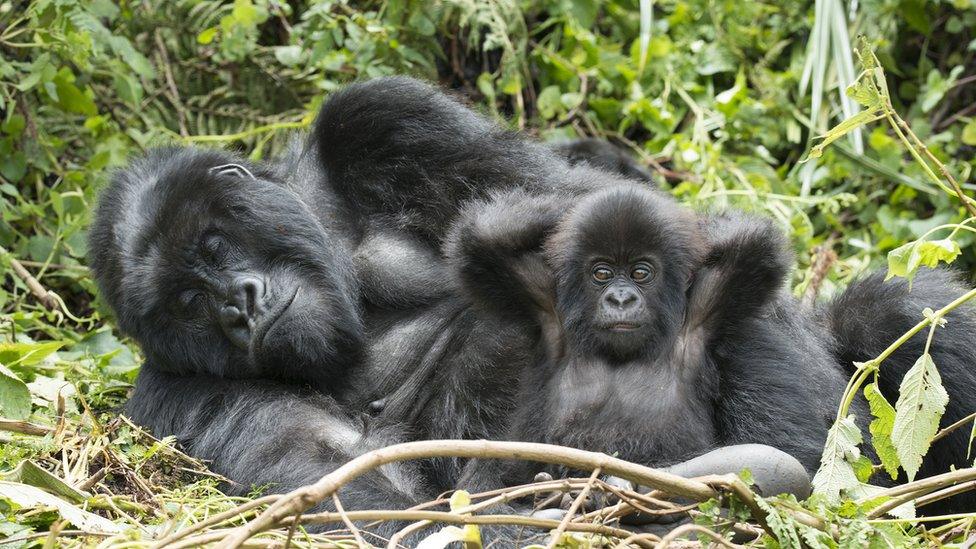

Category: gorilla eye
[591, 265, 614, 283]
[631, 263, 654, 282]
[200, 233, 228, 262]
[179, 289, 205, 310]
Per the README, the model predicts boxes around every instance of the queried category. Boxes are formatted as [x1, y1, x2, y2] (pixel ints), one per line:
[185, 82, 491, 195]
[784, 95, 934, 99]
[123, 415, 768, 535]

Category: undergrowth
[1, 0, 975, 547]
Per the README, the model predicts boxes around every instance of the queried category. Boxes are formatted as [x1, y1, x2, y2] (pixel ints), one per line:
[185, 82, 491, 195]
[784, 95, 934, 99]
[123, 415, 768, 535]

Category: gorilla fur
[447, 185, 848, 489]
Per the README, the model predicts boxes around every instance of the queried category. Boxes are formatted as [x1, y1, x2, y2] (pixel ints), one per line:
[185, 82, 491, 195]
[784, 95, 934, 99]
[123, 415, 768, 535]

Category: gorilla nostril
[233, 277, 266, 317]
[606, 289, 638, 308]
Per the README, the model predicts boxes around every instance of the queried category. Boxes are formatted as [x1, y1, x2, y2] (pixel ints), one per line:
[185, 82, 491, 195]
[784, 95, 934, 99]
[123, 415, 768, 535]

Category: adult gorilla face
[89, 148, 362, 390]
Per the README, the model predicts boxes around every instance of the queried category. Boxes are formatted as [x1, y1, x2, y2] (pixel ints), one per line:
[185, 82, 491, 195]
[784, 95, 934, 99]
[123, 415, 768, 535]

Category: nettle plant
[809, 38, 976, 517]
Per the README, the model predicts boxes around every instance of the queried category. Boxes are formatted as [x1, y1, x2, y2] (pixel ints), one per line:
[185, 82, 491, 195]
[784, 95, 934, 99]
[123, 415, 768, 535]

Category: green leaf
[0, 482, 122, 534]
[812, 415, 863, 503]
[891, 353, 949, 481]
[0, 151, 27, 182]
[6, 462, 87, 503]
[197, 27, 218, 45]
[0, 364, 31, 420]
[804, 108, 883, 161]
[274, 45, 303, 66]
[112, 73, 143, 105]
[865, 383, 900, 479]
[536, 85, 562, 120]
[886, 238, 961, 282]
[0, 341, 65, 367]
[962, 119, 976, 146]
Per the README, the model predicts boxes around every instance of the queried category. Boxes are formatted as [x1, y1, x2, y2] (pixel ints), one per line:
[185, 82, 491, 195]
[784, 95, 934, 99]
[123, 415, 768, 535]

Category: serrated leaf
[891, 353, 948, 481]
[0, 364, 31, 420]
[865, 382, 900, 479]
[804, 108, 883, 161]
[916, 238, 961, 268]
[812, 415, 863, 503]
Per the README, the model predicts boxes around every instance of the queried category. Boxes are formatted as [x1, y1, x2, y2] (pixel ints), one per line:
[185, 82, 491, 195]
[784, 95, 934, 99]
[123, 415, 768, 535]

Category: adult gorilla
[88, 77, 649, 535]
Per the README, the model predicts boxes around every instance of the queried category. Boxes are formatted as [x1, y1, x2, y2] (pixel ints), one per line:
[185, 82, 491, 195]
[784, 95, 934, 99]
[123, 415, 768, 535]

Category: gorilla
[88, 147, 429, 539]
[446, 181, 976, 514]
[448, 185, 840, 484]
[89, 74, 976, 539]
[551, 138, 655, 184]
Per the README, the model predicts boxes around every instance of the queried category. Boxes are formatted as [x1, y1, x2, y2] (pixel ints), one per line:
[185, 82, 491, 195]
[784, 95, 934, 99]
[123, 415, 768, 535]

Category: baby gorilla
[448, 184, 841, 490]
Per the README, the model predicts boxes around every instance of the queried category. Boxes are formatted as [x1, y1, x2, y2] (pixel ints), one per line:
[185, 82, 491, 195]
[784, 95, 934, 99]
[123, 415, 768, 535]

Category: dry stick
[652, 523, 743, 549]
[214, 440, 721, 548]
[198, 510, 649, 547]
[150, 495, 279, 548]
[917, 481, 976, 510]
[545, 467, 602, 549]
[0, 418, 52, 436]
[801, 242, 838, 307]
[865, 467, 976, 519]
[7, 256, 59, 310]
[388, 478, 599, 546]
[331, 494, 367, 548]
[895, 116, 976, 219]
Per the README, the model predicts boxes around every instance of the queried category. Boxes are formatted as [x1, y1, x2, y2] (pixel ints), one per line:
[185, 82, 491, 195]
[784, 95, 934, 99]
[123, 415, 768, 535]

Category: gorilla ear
[210, 163, 257, 180]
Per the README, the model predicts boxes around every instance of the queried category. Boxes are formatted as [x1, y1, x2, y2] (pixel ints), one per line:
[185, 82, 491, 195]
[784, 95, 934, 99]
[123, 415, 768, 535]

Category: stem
[213, 440, 721, 548]
[836, 286, 976, 420]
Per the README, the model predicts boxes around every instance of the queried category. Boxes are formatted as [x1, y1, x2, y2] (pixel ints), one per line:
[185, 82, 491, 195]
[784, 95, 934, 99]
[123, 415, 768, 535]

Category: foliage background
[0, 0, 974, 545]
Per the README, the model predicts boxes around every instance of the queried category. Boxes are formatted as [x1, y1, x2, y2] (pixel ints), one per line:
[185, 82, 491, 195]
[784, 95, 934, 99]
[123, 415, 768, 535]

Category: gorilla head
[89, 147, 362, 390]
[545, 186, 703, 362]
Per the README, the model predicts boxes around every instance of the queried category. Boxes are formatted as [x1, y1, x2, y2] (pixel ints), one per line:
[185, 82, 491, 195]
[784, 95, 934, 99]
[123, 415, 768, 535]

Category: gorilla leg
[821, 267, 976, 513]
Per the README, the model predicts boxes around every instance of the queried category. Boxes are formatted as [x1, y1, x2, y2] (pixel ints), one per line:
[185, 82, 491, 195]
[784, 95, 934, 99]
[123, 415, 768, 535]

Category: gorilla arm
[688, 213, 793, 338]
[445, 189, 569, 347]
[125, 366, 423, 525]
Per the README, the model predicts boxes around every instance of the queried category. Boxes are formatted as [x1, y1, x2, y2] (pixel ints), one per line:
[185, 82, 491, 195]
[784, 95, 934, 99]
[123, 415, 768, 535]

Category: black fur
[551, 138, 655, 184]
[448, 186, 845, 490]
[88, 147, 429, 537]
[820, 268, 976, 513]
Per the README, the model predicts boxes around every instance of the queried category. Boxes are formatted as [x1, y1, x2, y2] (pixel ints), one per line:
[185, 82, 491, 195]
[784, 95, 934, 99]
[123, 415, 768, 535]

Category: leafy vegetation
[1, 0, 975, 546]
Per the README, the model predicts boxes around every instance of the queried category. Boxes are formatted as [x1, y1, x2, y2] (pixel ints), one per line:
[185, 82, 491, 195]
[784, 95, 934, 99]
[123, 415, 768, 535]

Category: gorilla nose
[231, 276, 266, 318]
[605, 288, 638, 308]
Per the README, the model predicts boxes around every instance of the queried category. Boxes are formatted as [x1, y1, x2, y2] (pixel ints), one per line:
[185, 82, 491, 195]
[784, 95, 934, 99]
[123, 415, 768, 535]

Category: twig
[0, 418, 53, 436]
[917, 481, 976, 510]
[864, 467, 976, 518]
[154, 31, 188, 137]
[331, 494, 367, 548]
[301, 510, 643, 543]
[150, 495, 278, 548]
[545, 467, 601, 549]
[213, 440, 719, 548]
[802, 242, 838, 307]
[652, 523, 743, 549]
[5, 254, 59, 310]
[932, 411, 976, 445]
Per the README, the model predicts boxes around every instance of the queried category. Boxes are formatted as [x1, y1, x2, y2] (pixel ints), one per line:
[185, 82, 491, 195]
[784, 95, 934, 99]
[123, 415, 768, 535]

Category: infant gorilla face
[547, 187, 702, 361]
[91, 151, 361, 388]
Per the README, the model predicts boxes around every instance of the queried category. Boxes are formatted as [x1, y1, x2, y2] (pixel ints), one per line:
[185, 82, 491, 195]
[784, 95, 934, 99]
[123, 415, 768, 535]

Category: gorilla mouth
[253, 285, 301, 353]
[606, 322, 641, 331]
